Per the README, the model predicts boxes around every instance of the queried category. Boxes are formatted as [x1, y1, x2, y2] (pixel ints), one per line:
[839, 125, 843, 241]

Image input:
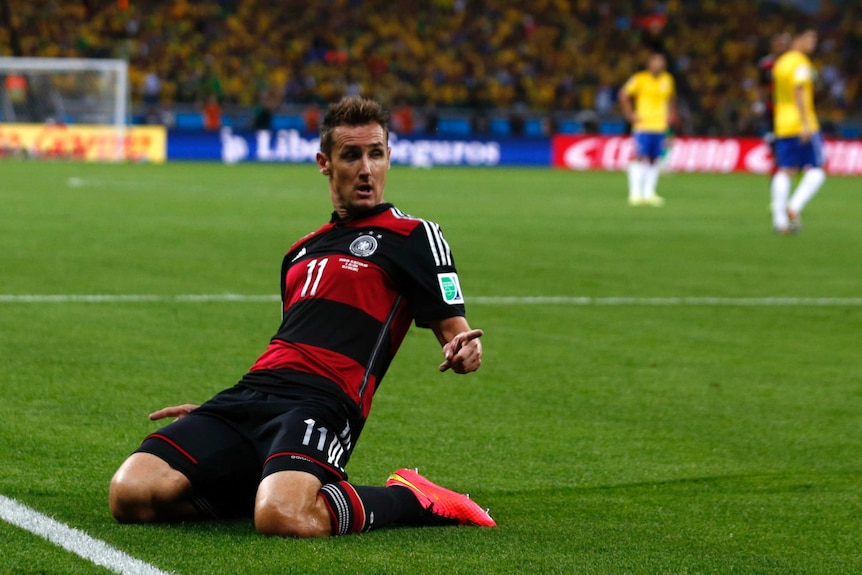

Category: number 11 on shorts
[302, 418, 346, 469]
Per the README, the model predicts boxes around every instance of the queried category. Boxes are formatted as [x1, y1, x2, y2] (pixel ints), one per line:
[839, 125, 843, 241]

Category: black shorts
[135, 385, 356, 518]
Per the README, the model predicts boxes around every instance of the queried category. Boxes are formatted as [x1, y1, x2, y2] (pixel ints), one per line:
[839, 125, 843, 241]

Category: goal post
[0, 57, 147, 161]
[0, 57, 128, 127]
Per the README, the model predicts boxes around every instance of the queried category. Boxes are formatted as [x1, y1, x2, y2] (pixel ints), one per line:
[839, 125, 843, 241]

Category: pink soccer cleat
[386, 468, 496, 527]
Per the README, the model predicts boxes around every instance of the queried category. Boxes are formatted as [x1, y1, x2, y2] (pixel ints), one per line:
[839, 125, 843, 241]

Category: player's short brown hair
[319, 97, 390, 157]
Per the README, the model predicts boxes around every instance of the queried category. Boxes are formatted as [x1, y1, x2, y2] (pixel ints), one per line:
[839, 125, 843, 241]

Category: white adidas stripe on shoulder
[390, 207, 453, 267]
[422, 220, 452, 266]
[390, 207, 413, 220]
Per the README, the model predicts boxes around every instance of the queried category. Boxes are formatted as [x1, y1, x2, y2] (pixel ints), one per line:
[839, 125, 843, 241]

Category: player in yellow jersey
[770, 28, 826, 234]
[619, 50, 676, 207]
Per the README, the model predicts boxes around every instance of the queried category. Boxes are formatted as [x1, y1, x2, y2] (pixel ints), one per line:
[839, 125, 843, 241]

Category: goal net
[0, 57, 130, 160]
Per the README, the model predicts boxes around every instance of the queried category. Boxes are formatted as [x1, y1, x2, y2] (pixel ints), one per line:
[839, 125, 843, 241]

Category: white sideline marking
[0, 294, 278, 303]
[0, 494, 173, 575]
[0, 294, 861, 306]
[473, 296, 862, 306]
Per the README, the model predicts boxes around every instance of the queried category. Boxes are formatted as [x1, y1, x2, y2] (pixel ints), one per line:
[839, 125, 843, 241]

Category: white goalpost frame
[0, 57, 129, 160]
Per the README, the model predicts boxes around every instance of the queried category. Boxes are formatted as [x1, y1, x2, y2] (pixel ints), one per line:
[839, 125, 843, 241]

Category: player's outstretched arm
[149, 404, 199, 421]
[430, 316, 483, 374]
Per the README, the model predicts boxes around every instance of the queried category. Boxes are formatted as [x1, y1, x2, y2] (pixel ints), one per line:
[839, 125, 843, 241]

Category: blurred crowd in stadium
[1, 0, 860, 137]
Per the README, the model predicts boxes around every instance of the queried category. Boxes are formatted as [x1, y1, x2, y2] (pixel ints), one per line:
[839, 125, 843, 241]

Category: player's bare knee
[109, 456, 191, 523]
[253, 506, 305, 537]
[109, 472, 157, 523]
[254, 503, 330, 538]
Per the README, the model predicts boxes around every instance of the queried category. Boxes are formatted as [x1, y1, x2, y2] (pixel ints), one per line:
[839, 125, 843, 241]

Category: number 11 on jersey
[300, 258, 328, 297]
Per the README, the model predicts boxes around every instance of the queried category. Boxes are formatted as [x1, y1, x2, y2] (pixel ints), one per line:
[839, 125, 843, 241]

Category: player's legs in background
[788, 166, 825, 220]
[641, 133, 665, 206]
[628, 132, 649, 205]
[771, 168, 794, 232]
[628, 157, 646, 205]
[787, 134, 827, 226]
[642, 159, 663, 205]
[771, 137, 797, 233]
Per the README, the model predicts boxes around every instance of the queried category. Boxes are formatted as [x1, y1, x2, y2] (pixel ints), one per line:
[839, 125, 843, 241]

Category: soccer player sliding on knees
[109, 96, 495, 537]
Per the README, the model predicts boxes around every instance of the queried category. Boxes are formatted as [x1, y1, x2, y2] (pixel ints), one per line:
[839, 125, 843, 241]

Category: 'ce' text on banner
[552, 135, 862, 176]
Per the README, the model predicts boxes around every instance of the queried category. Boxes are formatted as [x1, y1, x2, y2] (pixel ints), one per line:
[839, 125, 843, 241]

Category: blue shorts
[774, 133, 825, 169]
[633, 132, 666, 161]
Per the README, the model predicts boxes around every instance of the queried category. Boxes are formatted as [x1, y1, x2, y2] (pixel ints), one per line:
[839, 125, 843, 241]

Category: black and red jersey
[239, 203, 466, 428]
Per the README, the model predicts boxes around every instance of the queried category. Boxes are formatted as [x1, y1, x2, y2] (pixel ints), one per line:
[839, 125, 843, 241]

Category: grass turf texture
[1, 160, 860, 575]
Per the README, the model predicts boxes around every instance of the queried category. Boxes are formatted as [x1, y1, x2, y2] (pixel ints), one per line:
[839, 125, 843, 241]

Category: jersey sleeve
[621, 74, 639, 96]
[792, 61, 812, 85]
[395, 220, 466, 327]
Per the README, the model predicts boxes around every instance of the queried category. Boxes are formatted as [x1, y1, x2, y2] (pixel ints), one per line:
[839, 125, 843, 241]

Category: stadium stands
[1, 0, 859, 137]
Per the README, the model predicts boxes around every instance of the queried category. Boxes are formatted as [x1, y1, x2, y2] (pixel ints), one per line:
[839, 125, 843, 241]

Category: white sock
[771, 171, 791, 229]
[628, 161, 645, 201]
[643, 163, 661, 198]
[789, 167, 826, 214]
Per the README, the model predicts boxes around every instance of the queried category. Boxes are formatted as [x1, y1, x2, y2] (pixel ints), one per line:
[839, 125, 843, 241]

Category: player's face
[799, 30, 818, 54]
[317, 123, 390, 218]
[647, 54, 666, 75]
[772, 33, 791, 55]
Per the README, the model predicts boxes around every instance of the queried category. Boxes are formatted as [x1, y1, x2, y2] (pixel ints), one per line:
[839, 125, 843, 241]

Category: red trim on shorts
[147, 433, 198, 464]
[264, 451, 344, 479]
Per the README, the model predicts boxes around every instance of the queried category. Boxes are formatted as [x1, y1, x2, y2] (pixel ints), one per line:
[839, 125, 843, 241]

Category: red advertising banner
[552, 135, 862, 175]
[0, 124, 166, 162]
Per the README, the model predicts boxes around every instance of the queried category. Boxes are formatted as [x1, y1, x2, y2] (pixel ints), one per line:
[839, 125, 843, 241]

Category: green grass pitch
[1, 160, 860, 574]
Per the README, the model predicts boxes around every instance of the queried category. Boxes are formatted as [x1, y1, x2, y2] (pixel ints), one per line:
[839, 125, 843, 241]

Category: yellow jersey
[621, 71, 675, 133]
[772, 50, 819, 138]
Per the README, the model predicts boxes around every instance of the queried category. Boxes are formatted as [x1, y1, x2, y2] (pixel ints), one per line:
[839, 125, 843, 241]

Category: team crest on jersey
[437, 272, 464, 304]
[349, 234, 378, 257]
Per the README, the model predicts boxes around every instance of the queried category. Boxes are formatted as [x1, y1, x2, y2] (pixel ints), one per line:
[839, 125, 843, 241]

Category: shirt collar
[330, 202, 393, 224]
